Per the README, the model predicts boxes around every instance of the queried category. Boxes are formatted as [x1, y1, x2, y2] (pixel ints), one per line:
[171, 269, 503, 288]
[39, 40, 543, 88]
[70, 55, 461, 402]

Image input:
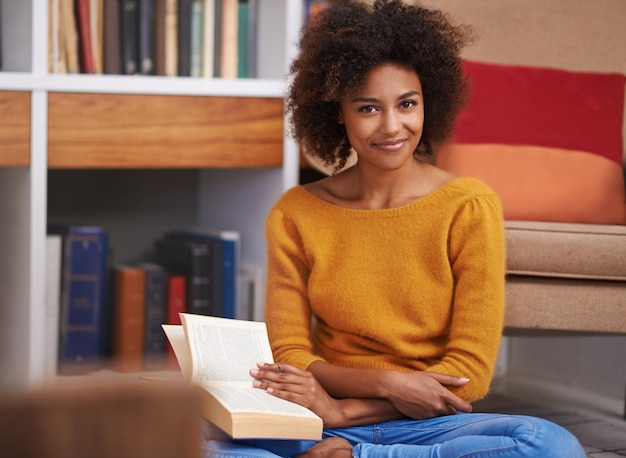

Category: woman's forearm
[329, 398, 403, 428]
[308, 360, 392, 399]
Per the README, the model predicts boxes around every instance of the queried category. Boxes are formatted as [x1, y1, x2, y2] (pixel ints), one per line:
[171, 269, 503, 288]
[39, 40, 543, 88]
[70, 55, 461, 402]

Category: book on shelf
[162, 313, 323, 440]
[140, 262, 168, 369]
[155, 0, 167, 75]
[76, 0, 96, 73]
[49, 0, 68, 73]
[166, 274, 186, 368]
[245, 0, 257, 78]
[90, 0, 104, 73]
[155, 238, 213, 316]
[202, 0, 215, 78]
[218, 0, 238, 78]
[177, 0, 192, 76]
[236, 0, 247, 78]
[189, 0, 204, 77]
[0, 0, 2, 71]
[164, 0, 178, 75]
[103, 0, 122, 74]
[112, 264, 146, 372]
[138, 0, 156, 74]
[62, 0, 80, 73]
[236, 263, 264, 321]
[165, 226, 240, 319]
[44, 234, 63, 377]
[48, 224, 110, 374]
[120, 0, 139, 74]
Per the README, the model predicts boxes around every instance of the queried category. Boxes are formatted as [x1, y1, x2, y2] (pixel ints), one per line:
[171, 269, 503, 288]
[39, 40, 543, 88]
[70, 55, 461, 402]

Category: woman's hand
[382, 370, 473, 419]
[296, 437, 353, 458]
[250, 362, 345, 426]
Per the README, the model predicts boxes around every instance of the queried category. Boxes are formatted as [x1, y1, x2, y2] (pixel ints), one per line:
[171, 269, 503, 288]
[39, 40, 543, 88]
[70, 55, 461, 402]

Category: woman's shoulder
[444, 176, 499, 197]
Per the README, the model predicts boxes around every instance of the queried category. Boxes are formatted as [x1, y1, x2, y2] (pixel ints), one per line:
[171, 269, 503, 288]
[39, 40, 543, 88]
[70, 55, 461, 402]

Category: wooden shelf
[48, 93, 284, 168]
[0, 91, 30, 166]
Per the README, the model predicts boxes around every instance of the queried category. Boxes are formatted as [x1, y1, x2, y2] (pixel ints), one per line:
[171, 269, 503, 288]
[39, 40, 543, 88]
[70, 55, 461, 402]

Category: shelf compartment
[0, 91, 31, 166]
[48, 93, 284, 168]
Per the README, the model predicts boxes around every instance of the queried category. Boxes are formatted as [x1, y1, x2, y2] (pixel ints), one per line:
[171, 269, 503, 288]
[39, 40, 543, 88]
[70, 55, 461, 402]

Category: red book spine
[166, 275, 186, 369]
[75, 0, 96, 73]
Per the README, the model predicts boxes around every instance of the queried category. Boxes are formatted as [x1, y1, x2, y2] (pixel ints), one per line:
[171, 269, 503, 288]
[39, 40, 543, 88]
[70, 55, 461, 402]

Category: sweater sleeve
[264, 208, 325, 370]
[426, 191, 506, 402]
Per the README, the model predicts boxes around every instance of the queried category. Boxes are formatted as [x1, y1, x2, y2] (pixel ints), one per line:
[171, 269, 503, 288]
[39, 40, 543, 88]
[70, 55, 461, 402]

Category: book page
[162, 325, 193, 382]
[180, 314, 274, 384]
[206, 385, 320, 418]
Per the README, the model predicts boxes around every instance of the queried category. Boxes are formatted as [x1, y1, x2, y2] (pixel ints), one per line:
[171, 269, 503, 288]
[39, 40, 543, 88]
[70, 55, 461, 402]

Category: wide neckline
[295, 176, 472, 217]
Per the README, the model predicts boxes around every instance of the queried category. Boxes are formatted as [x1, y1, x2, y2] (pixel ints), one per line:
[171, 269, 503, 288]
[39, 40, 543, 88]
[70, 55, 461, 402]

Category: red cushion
[453, 60, 626, 165]
[437, 143, 626, 225]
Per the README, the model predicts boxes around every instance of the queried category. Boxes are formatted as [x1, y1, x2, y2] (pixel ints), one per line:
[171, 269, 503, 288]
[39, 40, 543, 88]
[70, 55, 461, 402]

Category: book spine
[166, 274, 186, 368]
[113, 265, 146, 372]
[154, 0, 166, 75]
[90, 0, 104, 73]
[212, 0, 221, 77]
[218, 237, 236, 319]
[202, 0, 215, 78]
[141, 263, 168, 369]
[62, 0, 80, 73]
[219, 0, 237, 79]
[167, 275, 186, 324]
[189, 0, 204, 77]
[120, 0, 139, 74]
[103, 0, 122, 74]
[53, 226, 109, 374]
[164, 0, 178, 76]
[76, 0, 96, 73]
[177, 0, 192, 76]
[246, 0, 257, 78]
[45, 234, 63, 376]
[138, 0, 155, 74]
[236, 0, 247, 78]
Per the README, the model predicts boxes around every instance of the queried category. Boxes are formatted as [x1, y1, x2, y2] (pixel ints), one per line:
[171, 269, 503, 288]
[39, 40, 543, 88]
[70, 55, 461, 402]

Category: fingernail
[250, 368, 259, 375]
[459, 377, 470, 383]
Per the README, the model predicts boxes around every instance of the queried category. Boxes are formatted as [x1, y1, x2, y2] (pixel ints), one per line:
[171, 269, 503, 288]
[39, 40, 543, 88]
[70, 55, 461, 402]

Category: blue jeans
[201, 413, 586, 457]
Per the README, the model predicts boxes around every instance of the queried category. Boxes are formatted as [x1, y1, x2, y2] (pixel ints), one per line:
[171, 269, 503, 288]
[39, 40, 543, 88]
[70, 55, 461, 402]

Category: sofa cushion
[505, 221, 626, 281]
[504, 276, 626, 333]
[454, 60, 626, 165]
[436, 143, 626, 224]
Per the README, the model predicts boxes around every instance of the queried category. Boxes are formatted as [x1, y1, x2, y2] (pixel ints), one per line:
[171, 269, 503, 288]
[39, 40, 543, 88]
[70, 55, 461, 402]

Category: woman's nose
[380, 111, 400, 135]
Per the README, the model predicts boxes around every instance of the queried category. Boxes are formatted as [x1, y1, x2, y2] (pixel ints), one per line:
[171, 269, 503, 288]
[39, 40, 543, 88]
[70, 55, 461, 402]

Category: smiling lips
[374, 139, 408, 152]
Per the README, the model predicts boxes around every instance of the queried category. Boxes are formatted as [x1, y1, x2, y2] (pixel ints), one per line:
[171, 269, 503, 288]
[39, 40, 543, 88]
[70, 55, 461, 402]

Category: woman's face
[338, 63, 424, 172]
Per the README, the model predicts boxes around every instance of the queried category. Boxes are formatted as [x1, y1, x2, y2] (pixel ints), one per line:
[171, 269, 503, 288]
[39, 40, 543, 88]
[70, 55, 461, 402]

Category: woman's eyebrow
[351, 90, 421, 103]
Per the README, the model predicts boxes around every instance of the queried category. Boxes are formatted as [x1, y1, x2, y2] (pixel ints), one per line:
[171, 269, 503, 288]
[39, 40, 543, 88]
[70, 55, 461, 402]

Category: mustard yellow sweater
[264, 177, 506, 402]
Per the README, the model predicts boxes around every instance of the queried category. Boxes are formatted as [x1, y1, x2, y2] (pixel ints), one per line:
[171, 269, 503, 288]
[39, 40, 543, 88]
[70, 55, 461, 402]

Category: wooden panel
[0, 91, 30, 167]
[48, 93, 284, 168]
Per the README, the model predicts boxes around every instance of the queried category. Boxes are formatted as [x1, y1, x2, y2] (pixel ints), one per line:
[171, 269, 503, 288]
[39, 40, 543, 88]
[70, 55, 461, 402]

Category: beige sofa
[503, 221, 625, 335]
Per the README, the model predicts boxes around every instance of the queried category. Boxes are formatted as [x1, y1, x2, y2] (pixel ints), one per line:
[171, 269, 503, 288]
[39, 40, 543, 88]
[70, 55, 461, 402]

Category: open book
[162, 313, 323, 440]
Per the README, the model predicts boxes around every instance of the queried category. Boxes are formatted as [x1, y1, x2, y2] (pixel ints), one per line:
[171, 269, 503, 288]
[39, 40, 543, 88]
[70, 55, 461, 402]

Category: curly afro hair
[286, 0, 474, 172]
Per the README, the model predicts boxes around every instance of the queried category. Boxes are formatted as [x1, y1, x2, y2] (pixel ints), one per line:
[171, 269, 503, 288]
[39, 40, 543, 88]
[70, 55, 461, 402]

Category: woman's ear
[338, 109, 344, 124]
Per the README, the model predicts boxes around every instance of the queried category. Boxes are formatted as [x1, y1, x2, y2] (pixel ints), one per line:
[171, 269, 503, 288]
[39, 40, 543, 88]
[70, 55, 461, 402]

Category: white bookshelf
[0, 0, 303, 388]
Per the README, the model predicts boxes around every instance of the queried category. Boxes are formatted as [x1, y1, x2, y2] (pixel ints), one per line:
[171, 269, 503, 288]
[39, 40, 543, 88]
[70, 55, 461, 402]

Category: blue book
[165, 227, 240, 319]
[48, 224, 109, 373]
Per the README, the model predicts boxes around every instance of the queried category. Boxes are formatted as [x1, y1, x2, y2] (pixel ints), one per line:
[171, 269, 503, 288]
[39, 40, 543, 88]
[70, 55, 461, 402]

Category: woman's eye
[358, 105, 377, 113]
[400, 100, 416, 109]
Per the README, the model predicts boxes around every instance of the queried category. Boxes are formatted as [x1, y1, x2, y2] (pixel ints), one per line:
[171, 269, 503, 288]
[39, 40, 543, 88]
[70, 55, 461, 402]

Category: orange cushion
[436, 143, 626, 224]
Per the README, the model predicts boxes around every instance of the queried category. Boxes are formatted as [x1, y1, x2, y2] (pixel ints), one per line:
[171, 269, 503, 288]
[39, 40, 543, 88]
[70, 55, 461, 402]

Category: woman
[203, 1, 586, 456]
